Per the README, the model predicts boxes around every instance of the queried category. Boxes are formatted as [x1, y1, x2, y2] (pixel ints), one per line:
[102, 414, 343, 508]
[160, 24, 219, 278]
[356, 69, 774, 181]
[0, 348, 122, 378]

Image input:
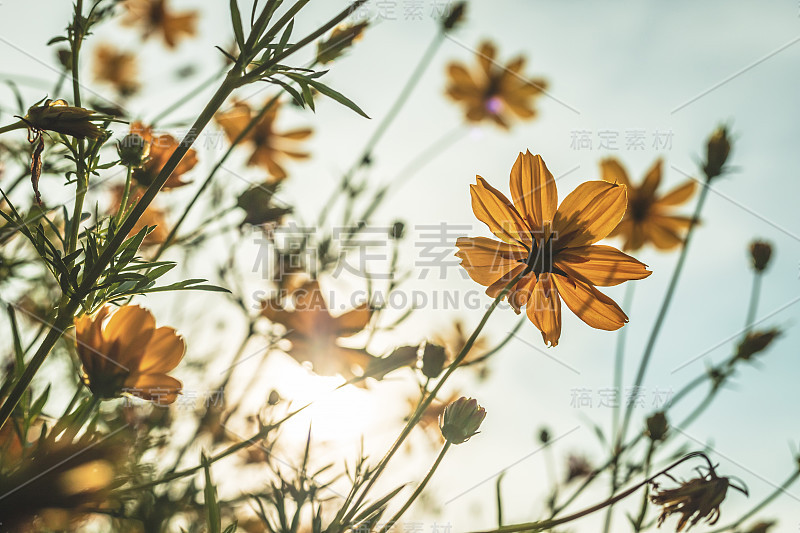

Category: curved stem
[381, 442, 451, 533]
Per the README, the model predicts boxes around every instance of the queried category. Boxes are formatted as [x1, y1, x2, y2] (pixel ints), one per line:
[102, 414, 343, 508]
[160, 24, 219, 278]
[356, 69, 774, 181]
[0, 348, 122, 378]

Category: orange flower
[456, 151, 652, 346]
[446, 41, 548, 129]
[601, 158, 697, 251]
[130, 122, 197, 190]
[122, 0, 198, 49]
[216, 100, 312, 181]
[75, 305, 186, 405]
[92, 43, 139, 97]
[261, 281, 373, 378]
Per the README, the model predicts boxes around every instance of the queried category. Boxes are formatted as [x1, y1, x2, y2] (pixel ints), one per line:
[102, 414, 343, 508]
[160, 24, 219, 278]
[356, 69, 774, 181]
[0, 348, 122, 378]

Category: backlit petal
[556, 245, 652, 287]
[600, 158, 631, 188]
[334, 304, 372, 337]
[509, 151, 558, 231]
[470, 177, 530, 245]
[138, 327, 185, 374]
[553, 275, 628, 331]
[553, 181, 627, 248]
[657, 180, 697, 206]
[526, 274, 561, 347]
[639, 158, 662, 200]
[104, 305, 156, 368]
[126, 373, 182, 405]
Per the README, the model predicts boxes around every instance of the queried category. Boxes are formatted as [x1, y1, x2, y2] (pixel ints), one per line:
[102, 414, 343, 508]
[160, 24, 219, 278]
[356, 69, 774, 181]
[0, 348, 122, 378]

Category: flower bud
[441, 2, 466, 31]
[646, 411, 669, 441]
[439, 396, 486, 444]
[420, 342, 446, 379]
[117, 133, 150, 168]
[25, 99, 106, 140]
[735, 329, 781, 362]
[749, 240, 772, 273]
[390, 220, 405, 240]
[703, 126, 731, 180]
[538, 427, 551, 445]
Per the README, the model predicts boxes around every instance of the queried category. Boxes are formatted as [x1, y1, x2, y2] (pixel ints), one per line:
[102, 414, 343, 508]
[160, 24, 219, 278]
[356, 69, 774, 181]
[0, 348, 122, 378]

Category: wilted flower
[456, 151, 652, 346]
[236, 181, 292, 227]
[419, 342, 447, 379]
[441, 1, 466, 31]
[735, 329, 781, 362]
[316, 21, 368, 64]
[93, 43, 140, 96]
[565, 454, 593, 483]
[216, 100, 312, 181]
[749, 240, 773, 273]
[601, 158, 697, 251]
[75, 305, 186, 405]
[130, 122, 197, 190]
[651, 467, 740, 531]
[446, 41, 548, 129]
[646, 411, 669, 441]
[123, 0, 198, 49]
[261, 281, 375, 379]
[703, 126, 731, 180]
[439, 396, 486, 444]
[24, 98, 107, 140]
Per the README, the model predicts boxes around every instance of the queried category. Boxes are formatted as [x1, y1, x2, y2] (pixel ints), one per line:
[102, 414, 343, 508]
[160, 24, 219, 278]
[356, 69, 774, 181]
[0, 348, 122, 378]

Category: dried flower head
[216, 100, 312, 181]
[129, 122, 197, 190]
[75, 305, 186, 404]
[25, 98, 107, 140]
[651, 465, 743, 531]
[646, 411, 669, 441]
[123, 0, 198, 49]
[93, 43, 140, 97]
[446, 41, 548, 129]
[735, 329, 781, 362]
[456, 151, 652, 346]
[749, 240, 773, 273]
[565, 454, 593, 483]
[439, 396, 486, 444]
[704, 126, 731, 180]
[316, 21, 368, 64]
[601, 158, 697, 252]
[419, 342, 447, 379]
[441, 1, 467, 30]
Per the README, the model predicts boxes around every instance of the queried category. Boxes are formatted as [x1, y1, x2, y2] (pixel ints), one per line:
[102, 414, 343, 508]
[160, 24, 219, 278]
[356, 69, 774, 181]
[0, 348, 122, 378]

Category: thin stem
[337, 270, 528, 527]
[611, 282, 635, 446]
[0, 120, 26, 135]
[743, 272, 762, 335]
[633, 440, 655, 532]
[381, 442, 451, 533]
[619, 181, 711, 444]
[66, 0, 87, 256]
[114, 166, 134, 227]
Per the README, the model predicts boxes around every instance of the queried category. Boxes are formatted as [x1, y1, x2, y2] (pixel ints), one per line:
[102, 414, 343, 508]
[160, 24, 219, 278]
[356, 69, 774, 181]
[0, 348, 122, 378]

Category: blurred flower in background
[92, 43, 140, 97]
[123, 0, 198, 49]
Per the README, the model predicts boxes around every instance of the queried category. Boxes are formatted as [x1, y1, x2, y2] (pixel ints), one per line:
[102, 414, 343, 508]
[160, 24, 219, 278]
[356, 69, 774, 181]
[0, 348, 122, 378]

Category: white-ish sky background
[1, 1, 799, 531]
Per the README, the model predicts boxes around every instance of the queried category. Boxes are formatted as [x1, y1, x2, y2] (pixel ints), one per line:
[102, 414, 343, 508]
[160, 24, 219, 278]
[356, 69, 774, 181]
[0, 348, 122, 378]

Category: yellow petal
[456, 237, 527, 286]
[486, 264, 526, 298]
[103, 305, 156, 368]
[553, 181, 627, 248]
[657, 180, 697, 206]
[556, 245, 652, 287]
[600, 158, 631, 188]
[126, 373, 182, 405]
[471, 177, 530, 245]
[638, 158, 662, 200]
[526, 274, 562, 347]
[334, 304, 372, 337]
[509, 151, 558, 231]
[477, 41, 497, 76]
[137, 327, 185, 374]
[553, 275, 628, 331]
[643, 218, 684, 250]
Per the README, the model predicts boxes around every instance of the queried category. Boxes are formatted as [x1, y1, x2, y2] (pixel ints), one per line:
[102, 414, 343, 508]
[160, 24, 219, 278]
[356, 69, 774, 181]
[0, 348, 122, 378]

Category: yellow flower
[216, 100, 312, 181]
[130, 122, 197, 190]
[456, 151, 652, 346]
[651, 469, 735, 531]
[92, 43, 140, 97]
[75, 305, 186, 405]
[261, 281, 373, 379]
[601, 158, 697, 251]
[25, 98, 106, 140]
[122, 0, 198, 49]
[446, 41, 548, 129]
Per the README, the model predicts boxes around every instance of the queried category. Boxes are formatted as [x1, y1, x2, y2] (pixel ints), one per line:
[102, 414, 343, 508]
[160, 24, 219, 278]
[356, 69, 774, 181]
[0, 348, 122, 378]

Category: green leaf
[202, 454, 222, 533]
[304, 77, 369, 119]
[230, 0, 246, 53]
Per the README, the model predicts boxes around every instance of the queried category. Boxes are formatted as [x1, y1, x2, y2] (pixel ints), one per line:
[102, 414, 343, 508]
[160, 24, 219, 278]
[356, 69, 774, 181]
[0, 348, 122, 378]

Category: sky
[1, 0, 799, 531]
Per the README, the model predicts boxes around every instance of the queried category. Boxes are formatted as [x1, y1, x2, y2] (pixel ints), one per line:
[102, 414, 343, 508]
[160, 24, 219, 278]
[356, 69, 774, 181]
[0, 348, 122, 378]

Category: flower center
[629, 195, 651, 222]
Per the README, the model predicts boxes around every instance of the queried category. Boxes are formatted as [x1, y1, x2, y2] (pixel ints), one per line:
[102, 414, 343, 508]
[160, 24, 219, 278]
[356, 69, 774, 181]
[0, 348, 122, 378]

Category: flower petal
[126, 373, 182, 405]
[103, 305, 156, 368]
[553, 275, 628, 331]
[600, 158, 631, 188]
[485, 264, 526, 298]
[334, 304, 372, 337]
[639, 158, 663, 200]
[556, 245, 652, 287]
[509, 151, 558, 231]
[470, 177, 530, 245]
[137, 327, 185, 374]
[526, 274, 562, 347]
[553, 181, 627, 248]
[657, 180, 697, 206]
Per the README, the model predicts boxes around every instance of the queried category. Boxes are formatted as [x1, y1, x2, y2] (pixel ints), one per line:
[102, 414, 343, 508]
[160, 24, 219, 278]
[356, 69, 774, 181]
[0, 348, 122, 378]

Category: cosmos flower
[651, 468, 738, 532]
[130, 122, 197, 190]
[92, 43, 140, 97]
[601, 158, 697, 251]
[439, 397, 486, 444]
[261, 281, 373, 379]
[122, 0, 198, 49]
[75, 305, 186, 405]
[24, 98, 107, 140]
[446, 41, 548, 129]
[456, 150, 652, 346]
[216, 100, 312, 181]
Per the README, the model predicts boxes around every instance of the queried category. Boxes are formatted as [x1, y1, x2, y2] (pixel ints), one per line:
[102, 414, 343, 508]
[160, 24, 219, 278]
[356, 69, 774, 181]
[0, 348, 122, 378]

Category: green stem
[743, 272, 762, 335]
[316, 30, 446, 227]
[114, 166, 133, 227]
[381, 442, 451, 533]
[0, 120, 26, 135]
[618, 181, 711, 444]
[633, 440, 655, 532]
[66, 0, 86, 256]
[336, 269, 528, 528]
